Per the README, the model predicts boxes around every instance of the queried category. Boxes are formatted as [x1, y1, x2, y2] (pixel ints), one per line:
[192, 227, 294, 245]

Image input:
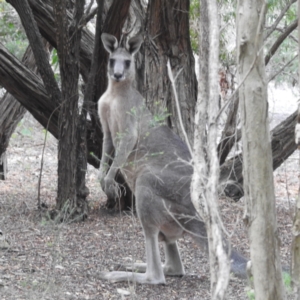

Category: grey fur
[98, 33, 247, 284]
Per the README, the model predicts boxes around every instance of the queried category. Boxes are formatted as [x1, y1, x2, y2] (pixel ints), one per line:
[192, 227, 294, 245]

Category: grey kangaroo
[98, 33, 247, 284]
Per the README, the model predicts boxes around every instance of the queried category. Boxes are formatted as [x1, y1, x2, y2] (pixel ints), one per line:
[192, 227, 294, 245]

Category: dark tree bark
[6, 0, 61, 106]
[220, 110, 298, 200]
[52, 0, 86, 218]
[76, 0, 105, 215]
[1, 0, 133, 210]
[0, 42, 99, 165]
[0, 44, 41, 180]
[143, 0, 197, 142]
[0, 43, 58, 134]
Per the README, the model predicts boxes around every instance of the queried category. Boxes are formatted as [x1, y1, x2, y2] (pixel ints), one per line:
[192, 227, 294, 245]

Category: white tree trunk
[191, 1, 230, 299]
[237, 1, 285, 299]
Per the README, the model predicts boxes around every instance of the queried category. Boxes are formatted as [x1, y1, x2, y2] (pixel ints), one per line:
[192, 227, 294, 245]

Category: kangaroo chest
[99, 93, 133, 146]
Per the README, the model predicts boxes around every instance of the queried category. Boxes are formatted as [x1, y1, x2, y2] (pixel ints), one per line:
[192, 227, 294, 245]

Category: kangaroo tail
[182, 216, 248, 279]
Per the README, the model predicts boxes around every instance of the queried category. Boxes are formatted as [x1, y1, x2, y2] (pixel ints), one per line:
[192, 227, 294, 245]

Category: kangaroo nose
[114, 73, 123, 80]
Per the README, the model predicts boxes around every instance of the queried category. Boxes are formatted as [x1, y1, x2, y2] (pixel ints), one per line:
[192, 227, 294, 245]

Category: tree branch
[6, 0, 61, 105]
[265, 19, 298, 65]
[264, 0, 297, 40]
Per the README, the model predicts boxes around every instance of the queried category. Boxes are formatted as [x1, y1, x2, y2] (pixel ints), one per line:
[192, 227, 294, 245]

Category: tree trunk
[191, 0, 230, 298]
[291, 0, 300, 297]
[52, 0, 86, 219]
[237, 1, 285, 299]
[143, 0, 197, 142]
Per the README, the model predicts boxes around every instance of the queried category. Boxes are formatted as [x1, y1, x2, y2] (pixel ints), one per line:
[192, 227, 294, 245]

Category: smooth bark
[237, 1, 285, 299]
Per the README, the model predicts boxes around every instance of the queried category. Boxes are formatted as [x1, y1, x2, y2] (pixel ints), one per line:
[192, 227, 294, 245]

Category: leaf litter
[0, 113, 298, 299]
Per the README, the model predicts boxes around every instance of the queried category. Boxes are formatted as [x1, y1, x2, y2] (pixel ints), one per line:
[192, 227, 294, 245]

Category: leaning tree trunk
[143, 0, 197, 142]
[220, 109, 298, 200]
[0, 47, 44, 181]
[0, 41, 51, 180]
[237, 1, 285, 299]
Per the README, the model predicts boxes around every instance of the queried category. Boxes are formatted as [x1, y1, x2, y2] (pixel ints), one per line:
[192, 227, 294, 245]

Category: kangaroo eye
[109, 59, 115, 68]
[125, 60, 131, 68]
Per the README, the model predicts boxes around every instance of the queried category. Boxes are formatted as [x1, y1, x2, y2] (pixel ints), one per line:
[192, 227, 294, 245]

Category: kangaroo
[98, 33, 247, 284]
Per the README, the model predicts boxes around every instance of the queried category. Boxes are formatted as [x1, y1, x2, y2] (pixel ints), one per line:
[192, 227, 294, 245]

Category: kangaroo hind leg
[162, 240, 185, 276]
[122, 239, 185, 277]
[99, 183, 166, 284]
[98, 226, 165, 284]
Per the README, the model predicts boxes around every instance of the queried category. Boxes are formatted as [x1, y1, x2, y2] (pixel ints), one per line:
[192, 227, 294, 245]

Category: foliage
[246, 289, 255, 300]
[150, 101, 171, 127]
[282, 272, 292, 293]
[190, 0, 298, 85]
[265, 0, 298, 85]
[189, 0, 200, 52]
[0, 1, 28, 59]
[246, 272, 293, 299]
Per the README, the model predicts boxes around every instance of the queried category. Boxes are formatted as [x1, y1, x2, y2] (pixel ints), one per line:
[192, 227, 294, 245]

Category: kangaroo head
[101, 33, 143, 83]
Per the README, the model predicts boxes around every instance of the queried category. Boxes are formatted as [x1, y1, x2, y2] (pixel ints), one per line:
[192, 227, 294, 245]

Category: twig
[268, 54, 298, 82]
[167, 60, 193, 156]
[217, 4, 267, 121]
[264, 0, 297, 40]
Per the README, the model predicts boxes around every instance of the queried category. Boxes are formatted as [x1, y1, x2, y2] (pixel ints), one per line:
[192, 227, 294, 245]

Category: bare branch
[167, 60, 193, 156]
[268, 54, 298, 82]
[265, 19, 298, 65]
[265, 0, 297, 40]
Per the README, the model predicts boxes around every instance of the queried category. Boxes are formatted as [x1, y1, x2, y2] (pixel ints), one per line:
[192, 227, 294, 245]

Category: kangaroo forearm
[99, 140, 114, 175]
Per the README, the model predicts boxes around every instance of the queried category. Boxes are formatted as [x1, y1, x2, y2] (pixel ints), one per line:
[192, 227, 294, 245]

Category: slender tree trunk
[144, 0, 197, 142]
[291, 0, 300, 297]
[191, 1, 230, 298]
[237, 1, 285, 299]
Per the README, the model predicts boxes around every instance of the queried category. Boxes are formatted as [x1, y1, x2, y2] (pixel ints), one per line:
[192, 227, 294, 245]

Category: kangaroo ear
[126, 35, 143, 55]
[101, 33, 118, 54]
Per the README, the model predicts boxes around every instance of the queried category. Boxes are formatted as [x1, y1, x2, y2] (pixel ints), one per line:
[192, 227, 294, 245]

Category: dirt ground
[0, 113, 299, 299]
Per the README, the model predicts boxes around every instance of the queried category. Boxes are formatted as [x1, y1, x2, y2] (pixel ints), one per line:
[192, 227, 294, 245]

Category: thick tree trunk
[144, 0, 197, 142]
[237, 1, 285, 299]
[52, 0, 86, 218]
